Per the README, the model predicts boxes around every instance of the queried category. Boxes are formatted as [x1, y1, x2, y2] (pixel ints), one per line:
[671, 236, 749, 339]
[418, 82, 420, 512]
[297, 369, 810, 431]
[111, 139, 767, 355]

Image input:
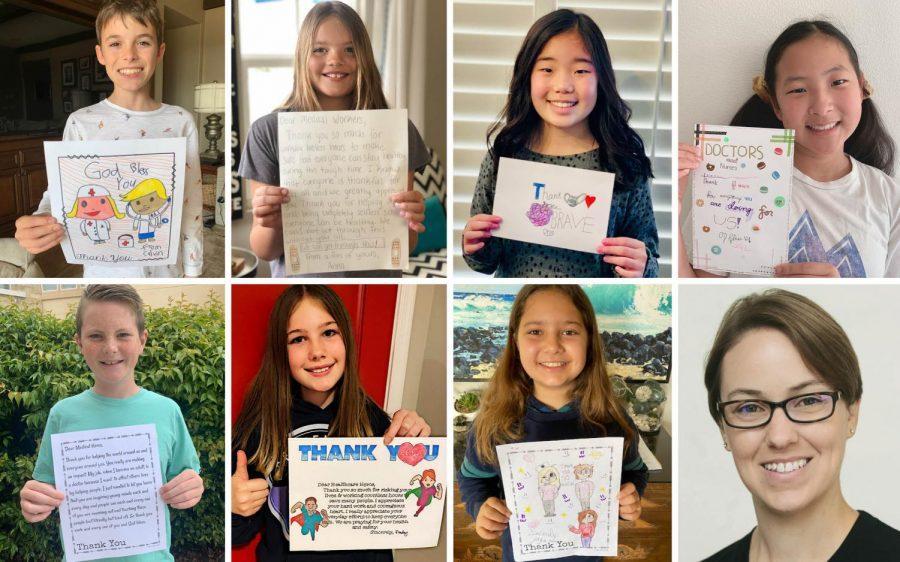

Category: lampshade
[194, 82, 225, 113]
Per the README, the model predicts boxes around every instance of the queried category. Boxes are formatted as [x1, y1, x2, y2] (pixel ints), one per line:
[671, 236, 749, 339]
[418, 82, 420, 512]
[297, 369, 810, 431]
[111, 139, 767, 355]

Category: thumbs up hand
[232, 450, 270, 517]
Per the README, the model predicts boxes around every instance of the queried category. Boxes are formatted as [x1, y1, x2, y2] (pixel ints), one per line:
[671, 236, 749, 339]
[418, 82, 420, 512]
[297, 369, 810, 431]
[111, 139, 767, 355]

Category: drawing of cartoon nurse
[65, 184, 125, 244]
[573, 463, 595, 511]
[404, 468, 444, 516]
[537, 465, 560, 517]
[289, 496, 330, 541]
[121, 178, 172, 243]
[568, 509, 598, 547]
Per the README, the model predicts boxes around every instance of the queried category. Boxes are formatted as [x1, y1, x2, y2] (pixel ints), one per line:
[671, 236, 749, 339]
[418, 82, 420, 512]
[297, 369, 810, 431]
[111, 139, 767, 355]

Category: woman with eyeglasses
[701, 289, 900, 562]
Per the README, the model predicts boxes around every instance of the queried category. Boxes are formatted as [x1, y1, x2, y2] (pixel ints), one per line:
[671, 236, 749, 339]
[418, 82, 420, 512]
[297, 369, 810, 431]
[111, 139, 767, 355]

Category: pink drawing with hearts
[397, 442, 426, 466]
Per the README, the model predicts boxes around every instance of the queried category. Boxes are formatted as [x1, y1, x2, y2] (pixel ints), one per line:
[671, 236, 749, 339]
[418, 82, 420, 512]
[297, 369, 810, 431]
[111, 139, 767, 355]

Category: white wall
[678, 284, 900, 560]
[678, 0, 900, 174]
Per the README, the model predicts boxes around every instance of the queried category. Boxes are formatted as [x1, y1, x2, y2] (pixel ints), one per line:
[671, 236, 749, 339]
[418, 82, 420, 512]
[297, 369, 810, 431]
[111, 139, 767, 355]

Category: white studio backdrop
[678, 0, 900, 176]
[453, 0, 673, 277]
[678, 284, 900, 561]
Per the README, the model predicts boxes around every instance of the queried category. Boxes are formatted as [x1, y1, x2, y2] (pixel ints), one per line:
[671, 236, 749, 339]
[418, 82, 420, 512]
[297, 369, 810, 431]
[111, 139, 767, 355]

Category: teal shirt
[33, 388, 201, 561]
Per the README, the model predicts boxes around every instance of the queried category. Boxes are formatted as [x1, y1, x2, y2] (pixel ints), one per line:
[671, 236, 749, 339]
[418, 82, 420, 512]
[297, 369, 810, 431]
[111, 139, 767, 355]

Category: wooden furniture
[0, 133, 60, 237]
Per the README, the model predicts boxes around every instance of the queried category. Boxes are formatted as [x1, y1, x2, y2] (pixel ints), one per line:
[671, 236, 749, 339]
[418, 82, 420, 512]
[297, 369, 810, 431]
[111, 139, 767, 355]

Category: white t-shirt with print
[38, 99, 204, 278]
[682, 155, 900, 278]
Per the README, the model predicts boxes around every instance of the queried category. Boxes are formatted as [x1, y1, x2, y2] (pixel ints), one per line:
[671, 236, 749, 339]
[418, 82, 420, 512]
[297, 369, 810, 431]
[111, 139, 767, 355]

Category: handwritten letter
[45, 138, 186, 267]
[51, 424, 166, 561]
[497, 438, 623, 561]
[278, 110, 409, 275]
[287, 437, 445, 550]
[691, 124, 794, 275]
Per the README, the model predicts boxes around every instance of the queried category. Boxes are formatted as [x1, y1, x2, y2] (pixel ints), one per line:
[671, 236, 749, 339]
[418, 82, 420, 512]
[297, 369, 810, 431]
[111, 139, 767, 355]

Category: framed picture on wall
[93, 58, 111, 83]
[63, 101, 73, 113]
[61, 60, 76, 86]
[78, 56, 90, 71]
[80, 74, 90, 91]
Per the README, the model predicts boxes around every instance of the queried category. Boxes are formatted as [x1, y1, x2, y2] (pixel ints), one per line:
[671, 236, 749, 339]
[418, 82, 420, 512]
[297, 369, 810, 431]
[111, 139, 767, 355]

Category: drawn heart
[397, 442, 426, 466]
[585, 195, 596, 208]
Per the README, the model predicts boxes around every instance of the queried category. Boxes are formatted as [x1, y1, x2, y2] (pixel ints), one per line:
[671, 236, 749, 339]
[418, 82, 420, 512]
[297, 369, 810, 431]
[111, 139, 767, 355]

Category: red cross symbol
[88, 188, 96, 196]
[87, 221, 93, 226]
[122, 240, 130, 246]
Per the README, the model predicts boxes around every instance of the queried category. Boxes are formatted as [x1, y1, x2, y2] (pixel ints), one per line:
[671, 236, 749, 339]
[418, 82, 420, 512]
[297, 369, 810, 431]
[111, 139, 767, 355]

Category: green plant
[454, 391, 480, 413]
[0, 295, 224, 561]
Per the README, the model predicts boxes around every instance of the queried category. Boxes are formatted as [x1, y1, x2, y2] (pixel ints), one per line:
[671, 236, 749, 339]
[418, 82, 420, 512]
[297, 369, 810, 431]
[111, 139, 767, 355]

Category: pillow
[412, 195, 446, 255]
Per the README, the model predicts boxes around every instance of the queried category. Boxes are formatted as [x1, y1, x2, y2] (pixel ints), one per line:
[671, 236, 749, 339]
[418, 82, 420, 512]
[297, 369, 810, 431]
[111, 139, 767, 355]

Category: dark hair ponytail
[488, 9, 652, 190]
[731, 20, 895, 176]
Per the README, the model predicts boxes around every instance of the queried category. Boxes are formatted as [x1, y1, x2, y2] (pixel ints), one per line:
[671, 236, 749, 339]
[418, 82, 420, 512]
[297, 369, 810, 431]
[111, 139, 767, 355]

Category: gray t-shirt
[238, 110, 430, 278]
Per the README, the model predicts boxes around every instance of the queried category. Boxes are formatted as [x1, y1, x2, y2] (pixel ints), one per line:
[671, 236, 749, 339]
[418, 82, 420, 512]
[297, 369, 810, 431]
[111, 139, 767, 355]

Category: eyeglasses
[717, 391, 841, 429]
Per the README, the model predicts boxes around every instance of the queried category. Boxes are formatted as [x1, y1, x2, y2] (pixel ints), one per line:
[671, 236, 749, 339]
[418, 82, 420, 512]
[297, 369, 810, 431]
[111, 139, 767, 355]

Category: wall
[201, 7, 225, 83]
[678, 0, 900, 171]
[19, 37, 97, 122]
[679, 285, 900, 560]
[162, 20, 201, 129]
[422, 0, 446, 165]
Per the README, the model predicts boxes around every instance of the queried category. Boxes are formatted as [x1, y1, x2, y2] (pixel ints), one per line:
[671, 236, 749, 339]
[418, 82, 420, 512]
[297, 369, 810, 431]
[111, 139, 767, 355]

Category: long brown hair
[233, 285, 375, 479]
[473, 285, 635, 466]
[280, 1, 388, 112]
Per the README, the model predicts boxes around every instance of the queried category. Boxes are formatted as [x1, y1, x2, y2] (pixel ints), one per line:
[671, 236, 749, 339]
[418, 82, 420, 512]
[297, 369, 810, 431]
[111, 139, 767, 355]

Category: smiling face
[530, 29, 598, 139]
[305, 499, 317, 512]
[286, 297, 347, 405]
[772, 34, 864, 163]
[130, 191, 166, 214]
[75, 196, 116, 219]
[95, 14, 164, 98]
[422, 475, 435, 488]
[307, 16, 358, 109]
[516, 289, 588, 402]
[75, 301, 147, 397]
[719, 328, 858, 516]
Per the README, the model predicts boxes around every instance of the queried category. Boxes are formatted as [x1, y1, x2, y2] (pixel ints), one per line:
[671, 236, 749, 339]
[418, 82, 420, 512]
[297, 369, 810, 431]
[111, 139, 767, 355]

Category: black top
[231, 381, 393, 562]
[703, 511, 900, 562]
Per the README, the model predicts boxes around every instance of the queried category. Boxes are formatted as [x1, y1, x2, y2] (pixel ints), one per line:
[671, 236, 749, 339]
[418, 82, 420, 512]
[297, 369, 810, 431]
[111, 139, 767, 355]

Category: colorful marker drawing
[65, 184, 125, 244]
[121, 178, 172, 243]
[289, 497, 330, 541]
[526, 202, 554, 227]
[568, 509, 599, 547]
[404, 468, 444, 516]
[537, 465, 561, 517]
[573, 463, 595, 511]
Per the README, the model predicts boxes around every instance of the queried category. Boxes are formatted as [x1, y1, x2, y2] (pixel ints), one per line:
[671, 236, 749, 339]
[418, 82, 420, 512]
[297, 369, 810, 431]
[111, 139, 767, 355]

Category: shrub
[0, 294, 224, 561]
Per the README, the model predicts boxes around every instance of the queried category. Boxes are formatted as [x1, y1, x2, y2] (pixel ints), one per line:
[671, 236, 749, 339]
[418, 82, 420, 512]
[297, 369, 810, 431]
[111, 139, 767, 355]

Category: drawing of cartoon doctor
[121, 178, 172, 243]
[65, 184, 125, 244]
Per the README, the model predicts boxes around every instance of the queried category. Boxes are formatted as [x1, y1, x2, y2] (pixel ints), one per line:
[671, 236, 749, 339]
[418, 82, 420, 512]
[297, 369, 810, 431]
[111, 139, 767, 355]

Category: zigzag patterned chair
[404, 147, 447, 278]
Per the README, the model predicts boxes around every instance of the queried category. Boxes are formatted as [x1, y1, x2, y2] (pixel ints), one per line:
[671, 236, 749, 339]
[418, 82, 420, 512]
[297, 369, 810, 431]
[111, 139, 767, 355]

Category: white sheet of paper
[691, 124, 794, 275]
[45, 138, 186, 266]
[51, 424, 166, 561]
[287, 437, 445, 551]
[278, 109, 409, 275]
[491, 157, 614, 254]
[497, 438, 624, 561]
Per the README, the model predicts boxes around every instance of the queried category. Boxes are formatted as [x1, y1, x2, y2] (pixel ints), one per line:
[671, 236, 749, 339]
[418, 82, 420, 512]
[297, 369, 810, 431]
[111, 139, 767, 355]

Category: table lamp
[194, 82, 226, 165]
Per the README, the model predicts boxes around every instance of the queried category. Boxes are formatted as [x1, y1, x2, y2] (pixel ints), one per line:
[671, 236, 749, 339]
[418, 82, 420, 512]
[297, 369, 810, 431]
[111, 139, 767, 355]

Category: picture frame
[80, 74, 90, 91]
[93, 57, 111, 83]
[61, 59, 76, 87]
[63, 101, 73, 113]
[78, 56, 90, 71]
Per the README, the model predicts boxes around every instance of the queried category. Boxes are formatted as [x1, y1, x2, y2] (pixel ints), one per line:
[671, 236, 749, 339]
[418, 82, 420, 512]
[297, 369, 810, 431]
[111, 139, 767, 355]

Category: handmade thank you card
[51, 424, 166, 561]
[497, 437, 624, 561]
[278, 109, 409, 275]
[45, 138, 185, 267]
[691, 124, 794, 276]
[492, 157, 614, 254]
[287, 437, 446, 551]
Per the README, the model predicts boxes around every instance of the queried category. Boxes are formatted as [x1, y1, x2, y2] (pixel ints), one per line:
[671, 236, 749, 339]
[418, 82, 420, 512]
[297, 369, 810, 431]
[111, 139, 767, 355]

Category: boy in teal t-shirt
[19, 285, 204, 560]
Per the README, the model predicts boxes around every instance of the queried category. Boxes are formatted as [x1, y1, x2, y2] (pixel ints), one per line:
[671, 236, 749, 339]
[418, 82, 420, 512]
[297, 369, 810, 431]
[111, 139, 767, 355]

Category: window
[453, 0, 672, 276]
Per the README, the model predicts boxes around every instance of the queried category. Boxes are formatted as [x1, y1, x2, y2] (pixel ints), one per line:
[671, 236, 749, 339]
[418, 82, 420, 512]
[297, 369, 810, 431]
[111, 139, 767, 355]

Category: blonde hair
[96, 0, 163, 45]
[66, 195, 125, 219]
[280, 1, 388, 111]
[121, 178, 167, 202]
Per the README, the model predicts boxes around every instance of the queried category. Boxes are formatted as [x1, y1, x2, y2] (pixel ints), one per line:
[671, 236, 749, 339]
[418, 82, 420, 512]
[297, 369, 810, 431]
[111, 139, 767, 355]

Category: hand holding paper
[14, 214, 65, 255]
[160, 468, 204, 509]
[617, 482, 641, 521]
[599, 237, 647, 277]
[463, 214, 502, 254]
[476, 497, 511, 540]
[20, 479, 65, 523]
[383, 409, 432, 444]
[391, 189, 426, 233]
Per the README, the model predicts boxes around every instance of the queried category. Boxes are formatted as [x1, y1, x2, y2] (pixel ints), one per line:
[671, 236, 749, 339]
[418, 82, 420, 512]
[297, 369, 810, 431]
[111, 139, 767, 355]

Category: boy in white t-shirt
[14, 0, 203, 278]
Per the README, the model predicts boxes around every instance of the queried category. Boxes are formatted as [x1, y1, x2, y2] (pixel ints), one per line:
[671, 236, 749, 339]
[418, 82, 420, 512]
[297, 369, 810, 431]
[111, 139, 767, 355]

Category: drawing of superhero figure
[289, 496, 330, 541]
[404, 468, 444, 516]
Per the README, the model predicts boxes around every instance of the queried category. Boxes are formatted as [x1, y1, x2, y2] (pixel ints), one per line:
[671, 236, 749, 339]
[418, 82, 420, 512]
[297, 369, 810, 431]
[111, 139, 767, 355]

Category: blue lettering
[298, 443, 377, 461]
[533, 182, 545, 200]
